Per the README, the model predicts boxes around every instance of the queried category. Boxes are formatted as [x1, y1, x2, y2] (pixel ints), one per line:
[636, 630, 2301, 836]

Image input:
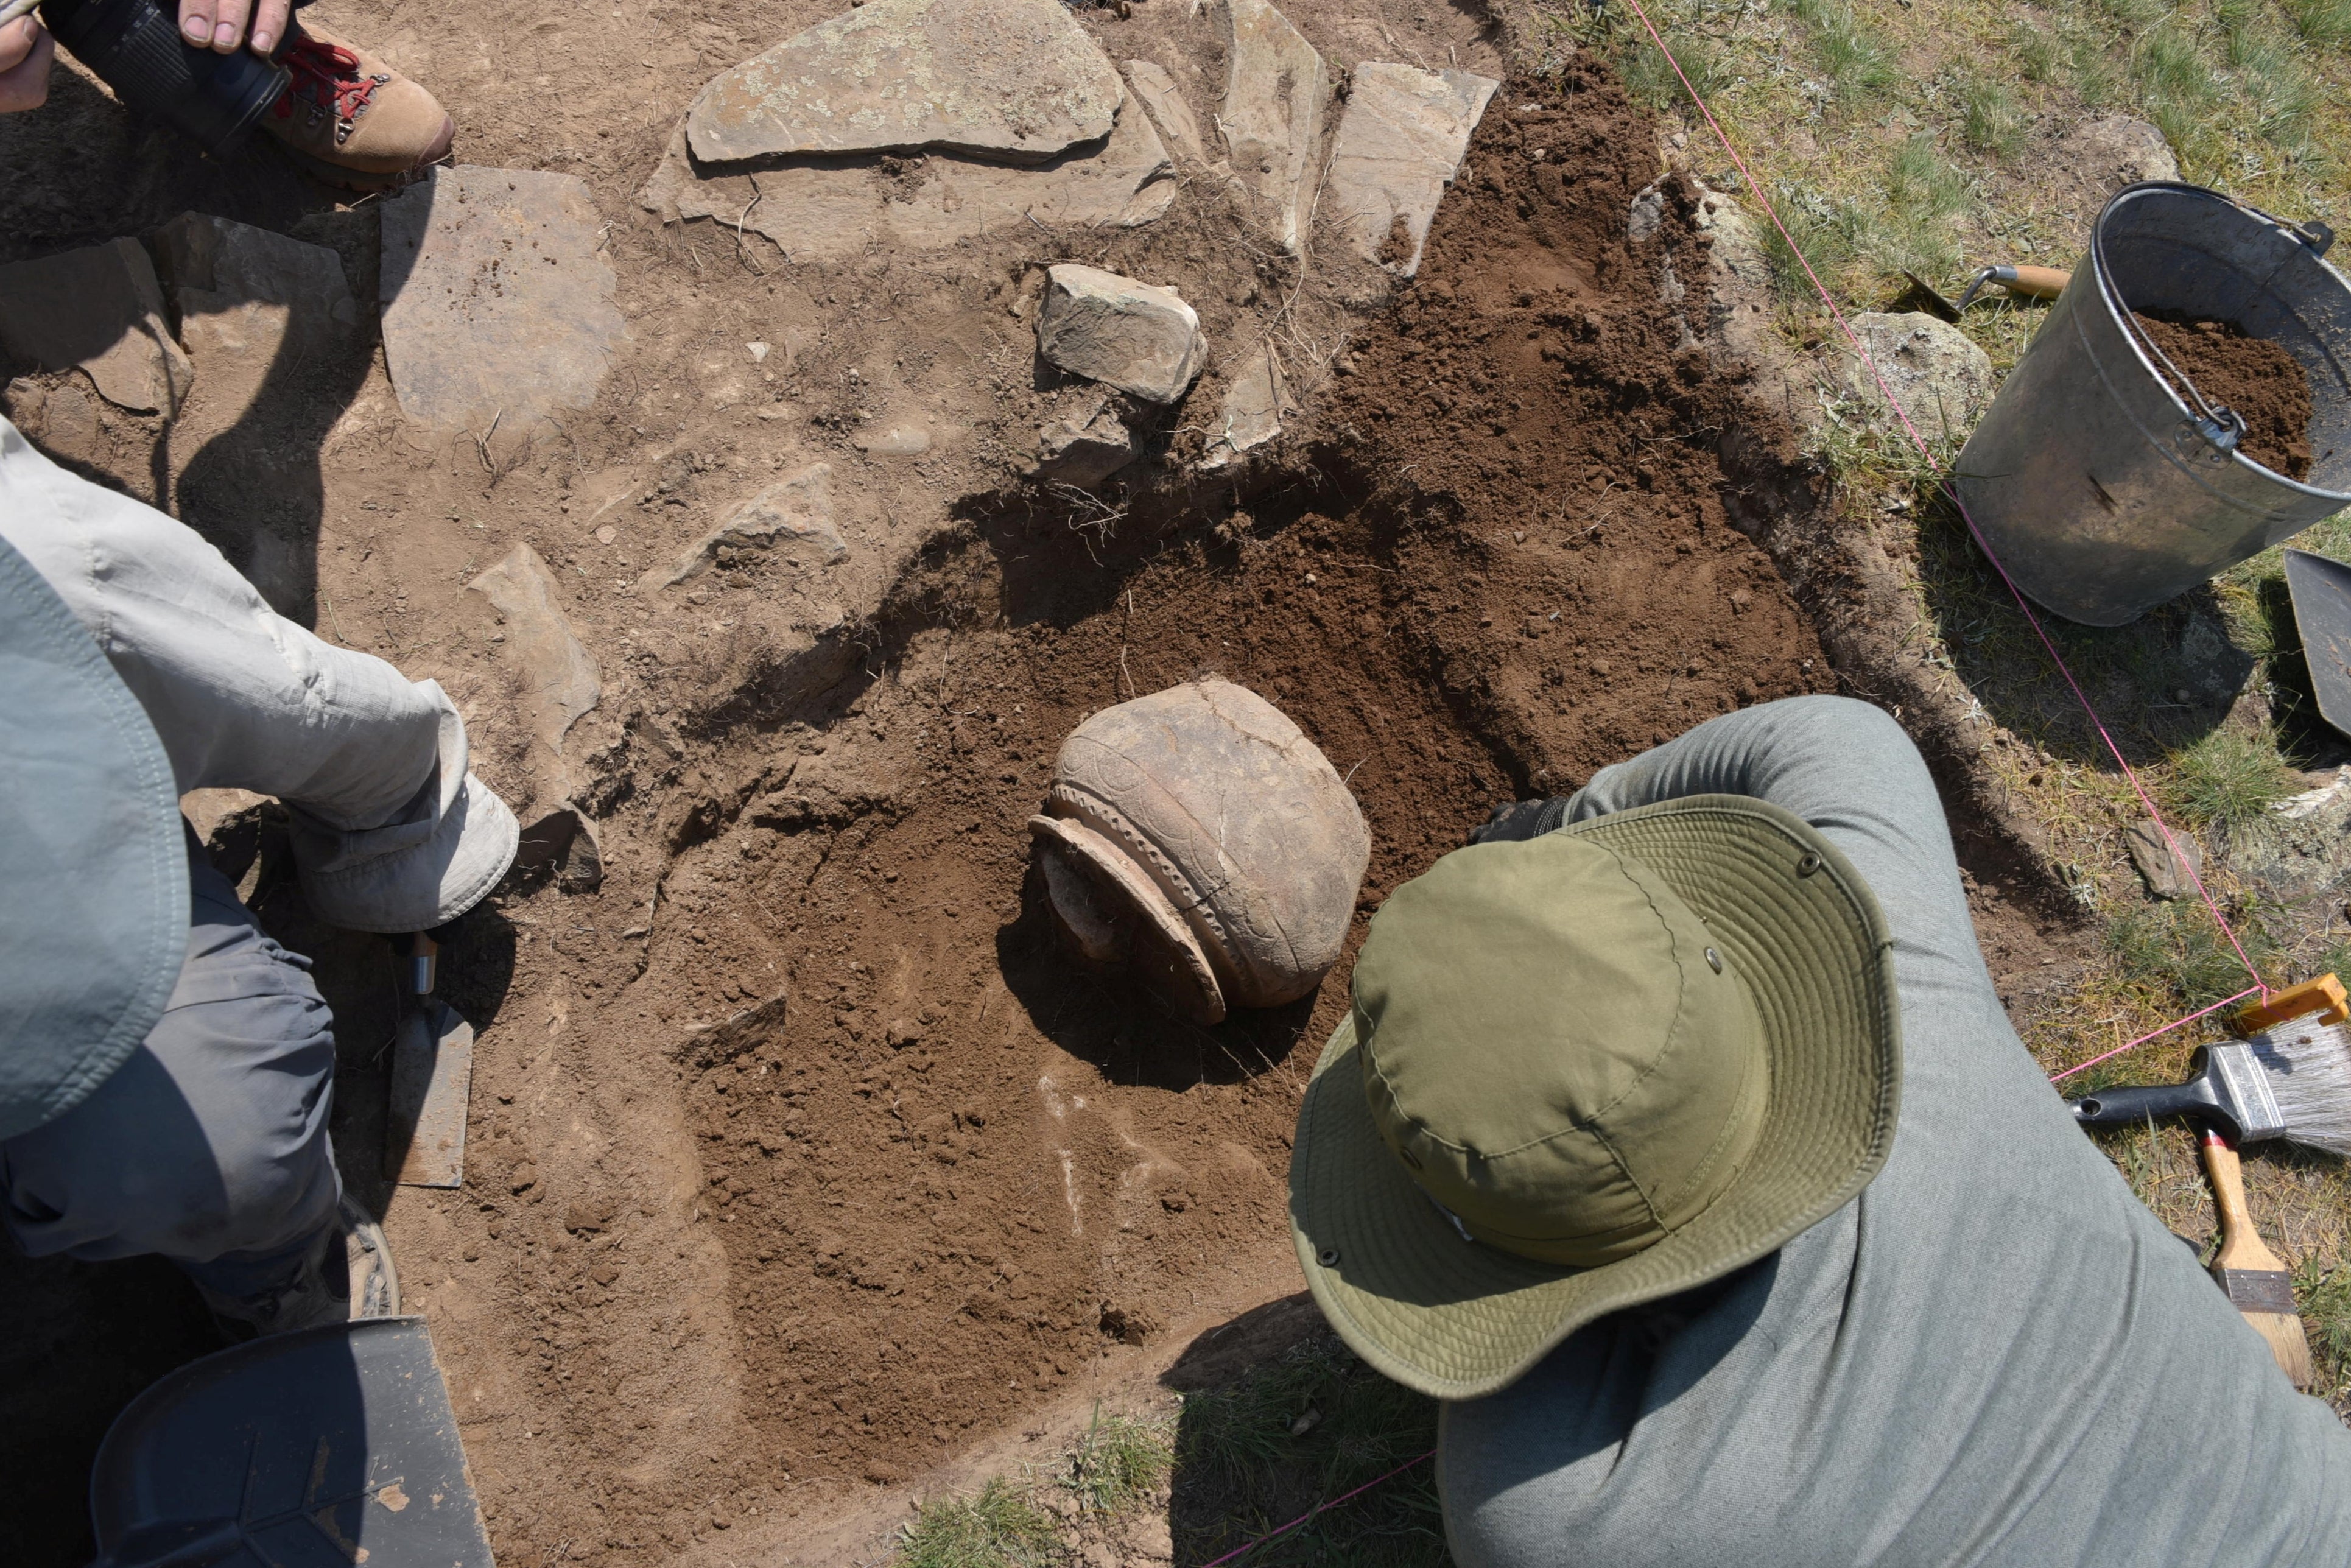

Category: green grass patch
[2163, 726, 2297, 829]
[1065, 1408, 1174, 1516]
[2282, 0, 2351, 44]
[2298, 1261, 2351, 1400]
[2105, 898, 2276, 1009]
[1173, 1335, 1447, 1567]
[896, 1479, 1062, 1568]
[1958, 72, 2026, 158]
[1790, 0, 1900, 110]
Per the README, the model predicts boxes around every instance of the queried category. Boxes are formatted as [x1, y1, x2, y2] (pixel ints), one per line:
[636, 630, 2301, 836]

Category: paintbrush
[2066, 979, 2351, 1156]
[2065, 976, 2346, 1388]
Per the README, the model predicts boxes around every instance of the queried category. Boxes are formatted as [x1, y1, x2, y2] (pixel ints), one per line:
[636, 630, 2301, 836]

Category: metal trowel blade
[385, 999, 473, 1187]
[2284, 549, 2351, 742]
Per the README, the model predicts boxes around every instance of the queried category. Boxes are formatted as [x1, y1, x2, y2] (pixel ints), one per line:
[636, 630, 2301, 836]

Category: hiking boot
[262, 23, 454, 190]
[199, 1195, 403, 1340]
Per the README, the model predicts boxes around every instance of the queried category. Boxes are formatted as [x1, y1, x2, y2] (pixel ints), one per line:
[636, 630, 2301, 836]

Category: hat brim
[1288, 794, 1900, 1401]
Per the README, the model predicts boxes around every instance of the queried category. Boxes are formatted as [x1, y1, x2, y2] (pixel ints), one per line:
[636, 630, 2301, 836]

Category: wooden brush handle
[2202, 1130, 2288, 1274]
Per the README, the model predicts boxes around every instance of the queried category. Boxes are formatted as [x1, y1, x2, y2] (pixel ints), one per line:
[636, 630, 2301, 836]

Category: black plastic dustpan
[2284, 548, 2351, 740]
[87, 1316, 493, 1568]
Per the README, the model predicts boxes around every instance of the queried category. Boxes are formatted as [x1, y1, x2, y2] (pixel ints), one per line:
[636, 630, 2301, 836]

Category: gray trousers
[1, 838, 340, 1297]
[0, 421, 504, 1294]
[1439, 697, 2351, 1566]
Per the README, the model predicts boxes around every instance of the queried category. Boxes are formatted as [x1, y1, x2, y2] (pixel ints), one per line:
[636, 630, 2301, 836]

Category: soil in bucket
[2134, 311, 2314, 479]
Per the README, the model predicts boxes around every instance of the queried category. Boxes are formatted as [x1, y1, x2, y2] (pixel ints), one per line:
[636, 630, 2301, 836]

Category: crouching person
[1289, 695, 2351, 1565]
[0, 419, 516, 1335]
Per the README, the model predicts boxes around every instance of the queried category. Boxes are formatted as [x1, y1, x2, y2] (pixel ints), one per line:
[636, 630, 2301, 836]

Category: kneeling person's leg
[0, 846, 340, 1299]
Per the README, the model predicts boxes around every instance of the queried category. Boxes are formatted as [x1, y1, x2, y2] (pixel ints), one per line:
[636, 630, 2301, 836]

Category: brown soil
[2134, 311, 2314, 480]
[0, 19, 1870, 1568]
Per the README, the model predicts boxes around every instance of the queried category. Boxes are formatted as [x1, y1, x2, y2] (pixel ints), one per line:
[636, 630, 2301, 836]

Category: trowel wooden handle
[1995, 265, 2070, 300]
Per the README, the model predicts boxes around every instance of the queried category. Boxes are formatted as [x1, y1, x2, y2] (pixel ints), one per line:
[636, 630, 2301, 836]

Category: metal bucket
[1953, 182, 2351, 626]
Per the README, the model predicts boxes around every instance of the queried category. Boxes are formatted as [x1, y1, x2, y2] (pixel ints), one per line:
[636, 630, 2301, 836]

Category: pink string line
[1616, 0, 2273, 1033]
[1197, 1448, 1436, 1568]
[2045, 985, 2261, 1082]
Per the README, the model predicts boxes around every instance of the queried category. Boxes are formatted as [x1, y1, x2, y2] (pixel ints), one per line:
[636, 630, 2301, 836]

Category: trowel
[88, 1317, 493, 1568]
[2283, 548, 2351, 742]
[384, 932, 474, 1188]
[1899, 264, 2071, 323]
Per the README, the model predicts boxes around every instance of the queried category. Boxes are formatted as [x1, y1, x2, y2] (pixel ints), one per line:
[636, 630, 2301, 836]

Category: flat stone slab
[1220, 0, 1332, 256]
[1326, 63, 1498, 277]
[0, 238, 192, 414]
[643, 103, 1173, 261]
[1201, 341, 1297, 468]
[468, 542, 601, 812]
[1124, 59, 1212, 170]
[154, 213, 360, 424]
[1838, 311, 1994, 443]
[686, 0, 1123, 166]
[648, 461, 849, 592]
[380, 167, 624, 432]
[1037, 264, 1206, 405]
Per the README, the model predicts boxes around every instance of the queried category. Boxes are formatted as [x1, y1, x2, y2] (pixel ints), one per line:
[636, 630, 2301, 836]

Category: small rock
[510, 1164, 539, 1194]
[153, 212, 360, 419]
[469, 543, 602, 810]
[37, 379, 101, 459]
[2124, 820, 2202, 901]
[686, 0, 1123, 164]
[1124, 59, 1212, 169]
[1035, 402, 1136, 487]
[595, 524, 619, 544]
[1220, 0, 1332, 255]
[1838, 312, 1995, 443]
[887, 1019, 923, 1049]
[515, 804, 605, 893]
[1201, 340, 1298, 468]
[2045, 115, 2179, 225]
[747, 341, 770, 362]
[650, 460, 848, 590]
[1628, 185, 1667, 244]
[856, 423, 932, 457]
[1037, 264, 1206, 404]
[380, 167, 625, 432]
[0, 238, 192, 414]
[1324, 62, 1499, 276]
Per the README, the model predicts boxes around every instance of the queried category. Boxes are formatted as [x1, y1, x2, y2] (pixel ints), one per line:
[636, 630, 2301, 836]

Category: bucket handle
[2228, 194, 2333, 259]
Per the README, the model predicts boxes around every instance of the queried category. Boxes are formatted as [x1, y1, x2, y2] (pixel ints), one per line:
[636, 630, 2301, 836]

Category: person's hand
[178, 0, 294, 55]
[0, 15, 55, 114]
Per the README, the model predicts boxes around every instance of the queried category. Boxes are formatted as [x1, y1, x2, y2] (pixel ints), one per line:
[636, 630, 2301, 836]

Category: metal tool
[384, 932, 474, 1189]
[2283, 548, 2351, 743]
[88, 1317, 494, 1567]
[1899, 264, 2070, 323]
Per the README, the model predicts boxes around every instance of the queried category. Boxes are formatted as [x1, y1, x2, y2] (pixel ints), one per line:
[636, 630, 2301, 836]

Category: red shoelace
[275, 34, 379, 125]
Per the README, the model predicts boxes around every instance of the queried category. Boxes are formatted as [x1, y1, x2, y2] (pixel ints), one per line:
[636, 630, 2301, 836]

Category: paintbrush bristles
[2246, 1019, 2351, 1158]
[2244, 1309, 2319, 1389]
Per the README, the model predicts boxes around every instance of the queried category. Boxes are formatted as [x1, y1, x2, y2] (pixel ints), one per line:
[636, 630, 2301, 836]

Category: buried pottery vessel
[1028, 680, 1371, 1025]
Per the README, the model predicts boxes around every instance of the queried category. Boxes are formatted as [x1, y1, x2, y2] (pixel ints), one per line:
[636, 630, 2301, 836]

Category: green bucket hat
[1289, 794, 1900, 1401]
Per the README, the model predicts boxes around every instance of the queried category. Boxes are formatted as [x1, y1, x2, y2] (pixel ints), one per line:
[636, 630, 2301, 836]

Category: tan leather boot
[262, 23, 454, 189]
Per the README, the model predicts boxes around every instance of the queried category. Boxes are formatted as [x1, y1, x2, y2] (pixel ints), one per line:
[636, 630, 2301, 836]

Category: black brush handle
[2067, 1078, 2226, 1130]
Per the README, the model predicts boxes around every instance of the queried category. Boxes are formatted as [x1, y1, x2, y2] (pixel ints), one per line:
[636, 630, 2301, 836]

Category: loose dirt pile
[2135, 311, 2313, 479]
